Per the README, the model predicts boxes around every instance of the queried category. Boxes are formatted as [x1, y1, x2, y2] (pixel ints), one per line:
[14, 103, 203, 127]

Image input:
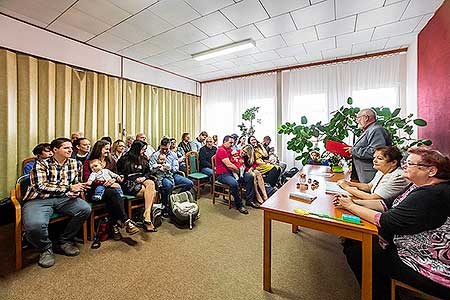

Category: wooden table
[261, 165, 378, 300]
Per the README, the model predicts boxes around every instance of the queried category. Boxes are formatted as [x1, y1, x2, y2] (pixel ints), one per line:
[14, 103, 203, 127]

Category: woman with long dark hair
[83, 140, 139, 240]
[117, 140, 157, 232]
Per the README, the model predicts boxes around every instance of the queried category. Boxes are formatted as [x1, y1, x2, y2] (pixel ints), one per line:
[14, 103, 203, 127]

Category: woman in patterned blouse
[333, 146, 450, 300]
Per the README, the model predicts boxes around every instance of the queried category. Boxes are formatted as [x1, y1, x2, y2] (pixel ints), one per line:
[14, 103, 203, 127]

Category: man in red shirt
[215, 135, 259, 214]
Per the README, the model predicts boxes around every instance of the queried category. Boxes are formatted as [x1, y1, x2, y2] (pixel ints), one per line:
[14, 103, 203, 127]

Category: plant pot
[331, 165, 344, 173]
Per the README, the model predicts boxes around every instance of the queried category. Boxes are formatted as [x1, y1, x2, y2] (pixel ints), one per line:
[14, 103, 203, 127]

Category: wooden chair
[211, 155, 233, 208]
[185, 151, 209, 199]
[391, 279, 444, 300]
[10, 175, 88, 270]
[21, 157, 35, 174]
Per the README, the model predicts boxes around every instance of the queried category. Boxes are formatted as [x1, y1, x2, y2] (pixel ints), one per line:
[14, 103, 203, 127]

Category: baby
[87, 159, 124, 201]
[230, 150, 245, 180]
[268, 147, 279, 164]
[151, 153, 174, 188]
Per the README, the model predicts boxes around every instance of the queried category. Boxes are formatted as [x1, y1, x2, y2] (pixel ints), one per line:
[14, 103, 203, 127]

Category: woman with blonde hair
[241, 144, 268, 203]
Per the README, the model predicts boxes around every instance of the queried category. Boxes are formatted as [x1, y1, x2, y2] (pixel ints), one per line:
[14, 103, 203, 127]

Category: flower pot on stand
[331, 165, 344, 173]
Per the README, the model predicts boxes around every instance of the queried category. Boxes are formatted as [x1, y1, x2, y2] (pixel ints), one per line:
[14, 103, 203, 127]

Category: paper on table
[325, 182, 351, 196]
[289, 191, 317, 202]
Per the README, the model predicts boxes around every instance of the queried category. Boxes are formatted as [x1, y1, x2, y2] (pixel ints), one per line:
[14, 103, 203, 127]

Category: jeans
[93, 185, 123, 200]
[217, 171, 255, 208]
[160, 173, 194, 206]
[22, 197, 91, 251]
[201, 167, 213, 178]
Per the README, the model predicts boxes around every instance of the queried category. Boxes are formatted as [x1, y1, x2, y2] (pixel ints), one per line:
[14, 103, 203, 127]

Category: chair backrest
[186, 151, 199, 174]
[21, 157, 35, 174]
[15, 175, 31, 204]
[211, 155, 216, 181]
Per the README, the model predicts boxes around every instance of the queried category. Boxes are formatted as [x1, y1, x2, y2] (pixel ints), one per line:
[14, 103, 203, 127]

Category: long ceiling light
[192, 39, 256, 61]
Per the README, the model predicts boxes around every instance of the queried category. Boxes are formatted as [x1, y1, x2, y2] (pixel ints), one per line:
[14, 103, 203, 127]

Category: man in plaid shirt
[22, 137, 91, 268]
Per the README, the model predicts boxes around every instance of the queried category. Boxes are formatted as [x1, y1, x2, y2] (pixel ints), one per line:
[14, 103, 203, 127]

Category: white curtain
[201, 72, 277, 145]
[281, 54, 406, 168]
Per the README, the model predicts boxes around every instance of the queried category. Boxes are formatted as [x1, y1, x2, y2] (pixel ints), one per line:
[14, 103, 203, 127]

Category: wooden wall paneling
[70, 69, 87, 138]
[37, 59, 56, 142]
[17, 54, 38, 164]
[135, 82, 145, 135]
[143, 85, 153, 147]
[96, 74, 108, 140]
[157, 87, 165, 141]
[150, 86, 159, 147]
[55, 64, 72, 138]
[85, 71, 98, 141]
[108, 76, 120, 141]
[124, 80, 137, 137]
[0, 49, 18, 197]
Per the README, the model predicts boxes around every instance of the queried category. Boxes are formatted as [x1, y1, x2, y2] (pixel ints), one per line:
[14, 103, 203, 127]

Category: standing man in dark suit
[345, 109, 392, 183]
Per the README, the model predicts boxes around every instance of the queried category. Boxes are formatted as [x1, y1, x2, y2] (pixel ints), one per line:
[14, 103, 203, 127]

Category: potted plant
[278, 97, 432, 167]
[238, 106, 261, 137]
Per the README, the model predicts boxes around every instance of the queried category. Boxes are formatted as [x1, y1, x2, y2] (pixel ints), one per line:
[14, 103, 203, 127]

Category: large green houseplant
[278, 97, 432, 165]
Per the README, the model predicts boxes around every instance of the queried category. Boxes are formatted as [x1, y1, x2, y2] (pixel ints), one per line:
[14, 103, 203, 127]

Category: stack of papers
[325, 182, 351, 196]
[289, 191, 317, 202]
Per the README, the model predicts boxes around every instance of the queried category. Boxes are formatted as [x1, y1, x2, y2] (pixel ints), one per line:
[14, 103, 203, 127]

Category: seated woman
[338, 146, 409, 200]
[333, 147, 450, 300]
[83, 140, 140, 240]
[241, 145, 268, 203]
[23, 143, 53, 175]
[111, 139, 126, 162]
[248, 136, 281, 187]
[117, 140, 157, 232]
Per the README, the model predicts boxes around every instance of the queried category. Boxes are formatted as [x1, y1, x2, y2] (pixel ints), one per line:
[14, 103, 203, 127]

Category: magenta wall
[417, 0, 450, 155]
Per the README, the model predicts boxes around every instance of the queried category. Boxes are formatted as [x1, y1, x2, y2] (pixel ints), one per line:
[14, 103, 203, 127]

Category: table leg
[361, 233, 373, 300]
[291, 224, 298, 233]
[263, 211, 272, 292]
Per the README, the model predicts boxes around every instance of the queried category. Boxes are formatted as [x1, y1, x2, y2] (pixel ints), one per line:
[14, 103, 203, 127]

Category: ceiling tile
[231, 55, 257, 65]
[275, 45, 307, 57]
[273, 56, 298, 67]
[253, 61, 276, 71]
[291, 0, 335, 29]
[225, 25, 265, 41]
[303, 37, 335, 53]
[121, 9, 173, 37]
[252, 50, 280, 62]
[162, 49, 191, 61]
[75, 0, 130, 26]
[356, 1, 408, 31]
[255, 13, 296, 38]
[385, 33, 417, 48]
[201, 34, 233, 48]
[211, 60, 236, 69]
[142, 53, 175, 66]
[281, 27, 317, 46]
[352, 38, 388, 54]
[401, 0, 443, 20]
[295, 52, 323, 63]
[88, 32, 132, 52]
[0, 0, 74, 25]
[149, 0, 201, 26]
[107, 0, 158, 14]
[220, 0, 269, 27]
[316, 16, 356, 39]
[52, 8, 110, 36]
[122, 40, 166, 58]
[147, 32, 186, 50]
[178, 42, 210, 55]
[48, 20, 95, 41]
[191, 11, 236, 37]
[189, 65, 219, 75]
[118, 47, 151, 60]
[336, 29, 373, 48]
[0, 6, 48, 27]
[322, 47, 352, 59]
[414, 13, 434, 32]
[385, 0, 404, 4]
[107, 22, 150, 44]
[234, 47, 260, 57]
[259, 0, 309, 17]
[372, 16, 421, 40]
[335, 0, 384, 19]
[185, 0, 235, 15]
[166, 23, 209, 44]
[256, 35, 287, 51]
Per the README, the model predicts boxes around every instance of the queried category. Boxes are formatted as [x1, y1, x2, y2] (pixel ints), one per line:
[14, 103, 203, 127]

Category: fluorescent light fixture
[192, 39, 256, 61]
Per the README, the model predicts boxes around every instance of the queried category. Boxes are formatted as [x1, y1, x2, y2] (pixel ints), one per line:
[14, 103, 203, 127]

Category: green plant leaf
[413, 119, 427, 126]
[422, 139, 432, 146]
[347, 97, 353, 105]
[391, 108, 401, 117]
[301, 116, 308, 124]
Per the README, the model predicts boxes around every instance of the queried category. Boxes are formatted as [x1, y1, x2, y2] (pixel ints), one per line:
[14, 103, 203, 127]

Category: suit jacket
[352, 122, 391, 183]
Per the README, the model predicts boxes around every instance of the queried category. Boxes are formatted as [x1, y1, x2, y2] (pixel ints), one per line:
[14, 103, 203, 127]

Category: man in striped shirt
[22, 138, 91, 268]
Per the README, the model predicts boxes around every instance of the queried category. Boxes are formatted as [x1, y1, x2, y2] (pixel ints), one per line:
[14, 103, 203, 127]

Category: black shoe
[246, 201, 260, 209]
[238, 206, 249, 214]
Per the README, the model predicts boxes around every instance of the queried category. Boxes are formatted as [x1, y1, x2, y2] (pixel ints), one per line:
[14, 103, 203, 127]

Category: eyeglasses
[356, 115, 368, 120]
[401, 161, 433, 168]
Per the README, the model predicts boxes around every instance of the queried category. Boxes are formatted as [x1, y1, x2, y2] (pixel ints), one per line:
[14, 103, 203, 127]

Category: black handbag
[122, 180, 143, 195]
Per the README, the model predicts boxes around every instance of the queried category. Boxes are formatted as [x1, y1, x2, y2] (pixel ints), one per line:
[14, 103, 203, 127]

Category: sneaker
[59, 242, 80, 256]
[238, 206, 249, 215]
[92, 195, 102, 201]
[38, 249, 55, 268]
[246, 201, 261, 209]
[125, 220, 140, 235]
[112, 225, 122, 241]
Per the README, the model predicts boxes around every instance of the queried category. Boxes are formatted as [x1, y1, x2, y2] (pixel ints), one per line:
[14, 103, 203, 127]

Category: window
[292, 93, 328, 124]
[249, 98, 277, 146]
[352, 87, 398, 110]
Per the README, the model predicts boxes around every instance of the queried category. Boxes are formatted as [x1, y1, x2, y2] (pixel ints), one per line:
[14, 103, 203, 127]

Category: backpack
[169, 191, 199, 230]
[278, 167, 299, 187]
